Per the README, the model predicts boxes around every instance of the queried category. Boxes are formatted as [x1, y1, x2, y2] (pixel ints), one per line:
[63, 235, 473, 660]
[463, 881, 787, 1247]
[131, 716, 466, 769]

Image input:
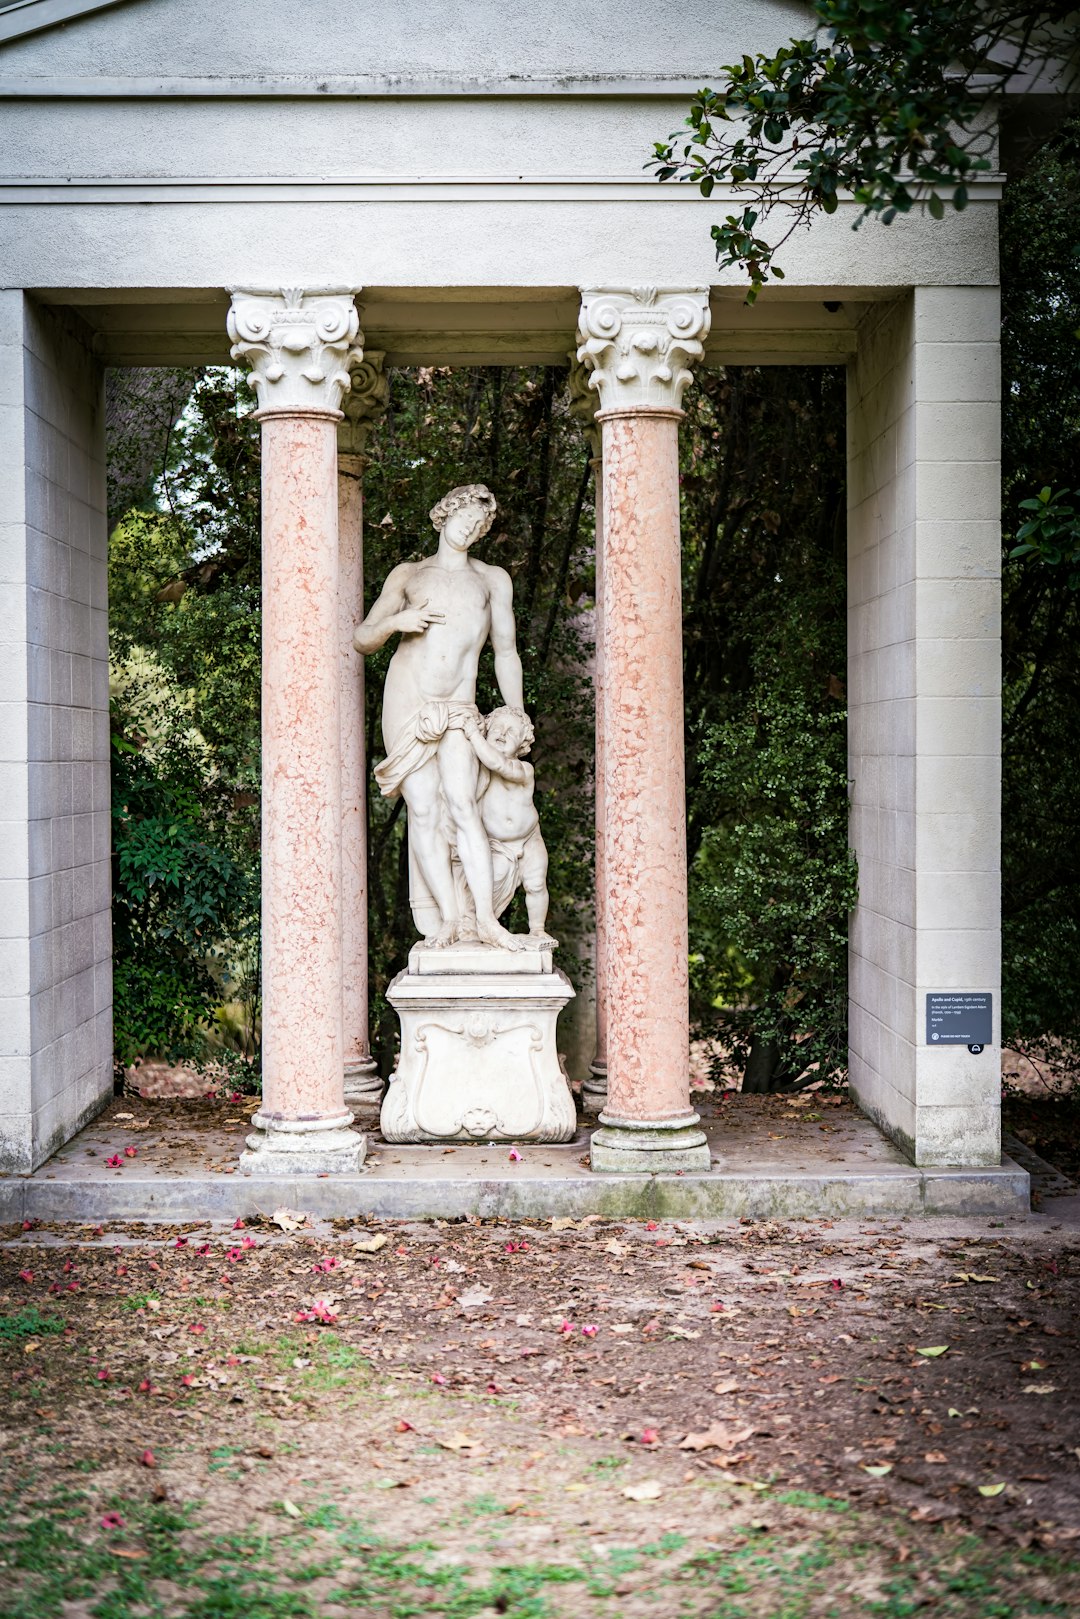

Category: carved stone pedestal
[381, 943, 576, 1143]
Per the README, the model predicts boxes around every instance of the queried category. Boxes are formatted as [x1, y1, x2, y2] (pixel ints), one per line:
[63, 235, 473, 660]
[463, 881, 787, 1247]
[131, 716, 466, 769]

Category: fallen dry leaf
[712, 1378, 739, 1396]
[679, 1422, 755, 1454]
[281, 1499, 302, 1519]
[437, 1432, 484, 1453]
[270, 1209, 309, 1233]
[622, 1480, 663, 1502]
[458, 1287, 494, 1309]
[354, 1233, 388, 1255]
[1022, 1384, 1058, 1396]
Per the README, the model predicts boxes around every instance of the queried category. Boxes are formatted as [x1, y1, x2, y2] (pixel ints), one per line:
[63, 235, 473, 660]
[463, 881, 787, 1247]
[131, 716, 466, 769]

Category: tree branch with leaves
[650, 0, 1077, 300]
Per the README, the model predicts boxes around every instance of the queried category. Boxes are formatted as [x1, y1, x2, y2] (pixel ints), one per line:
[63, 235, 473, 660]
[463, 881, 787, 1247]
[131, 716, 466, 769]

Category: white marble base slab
[382, 963, 576, 1143]
[408, 940, 554, 975]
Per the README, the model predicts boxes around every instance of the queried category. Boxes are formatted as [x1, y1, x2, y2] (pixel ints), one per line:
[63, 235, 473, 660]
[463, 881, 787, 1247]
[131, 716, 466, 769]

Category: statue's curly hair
[429, 482, 497, 537]
[484, 705, 535, 755]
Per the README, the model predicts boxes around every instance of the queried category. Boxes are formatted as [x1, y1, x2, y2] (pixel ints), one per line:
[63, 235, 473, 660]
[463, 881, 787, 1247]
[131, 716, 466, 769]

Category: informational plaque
[925, 992, 993, 1049]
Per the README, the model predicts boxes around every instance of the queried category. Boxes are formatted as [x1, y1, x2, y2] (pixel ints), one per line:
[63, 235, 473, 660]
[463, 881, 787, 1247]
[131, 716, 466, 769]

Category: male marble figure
[353, 484, 528, 950]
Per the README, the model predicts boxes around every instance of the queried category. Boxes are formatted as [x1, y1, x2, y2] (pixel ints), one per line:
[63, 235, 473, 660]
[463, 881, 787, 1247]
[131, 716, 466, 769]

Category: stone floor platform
[0, 1096, 1030, 1222]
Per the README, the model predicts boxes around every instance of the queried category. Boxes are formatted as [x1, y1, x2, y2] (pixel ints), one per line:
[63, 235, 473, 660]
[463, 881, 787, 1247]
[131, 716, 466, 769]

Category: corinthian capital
[576, 287, 711, 414]
[339, 352, 389, 457]
[227, 288, 364, 417]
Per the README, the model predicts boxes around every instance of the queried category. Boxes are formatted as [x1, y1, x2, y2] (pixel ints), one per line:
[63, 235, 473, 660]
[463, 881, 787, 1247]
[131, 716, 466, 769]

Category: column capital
[227, 287, 363, 418]
[567, 353, 602, 461]
[339, 351, 389, 458]
[576, 287, 711, 415]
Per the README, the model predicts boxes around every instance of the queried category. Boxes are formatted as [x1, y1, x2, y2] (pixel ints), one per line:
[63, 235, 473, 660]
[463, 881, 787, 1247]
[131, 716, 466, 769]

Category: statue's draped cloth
[374, 700, 480, 800]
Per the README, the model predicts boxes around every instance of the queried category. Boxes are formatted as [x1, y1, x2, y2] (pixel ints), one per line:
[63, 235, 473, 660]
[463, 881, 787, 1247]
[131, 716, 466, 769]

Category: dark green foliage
[105, 367, 192, 534]
[690, 611, 857, 1088]
[650, 2, 1076, 297]
[145, 370, 263, 787]
[109, 370, 262, 1070]
[0, 1307, 65, 1343]
[1010, 486, 1080, 587]
[679, 367, 853, 1088]
[110, 691, 257, 1068]
[1000, 114, 1080, 1070]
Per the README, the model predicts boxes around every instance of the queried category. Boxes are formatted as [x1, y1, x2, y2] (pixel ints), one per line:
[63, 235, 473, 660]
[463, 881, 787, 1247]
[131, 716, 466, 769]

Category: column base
[343, 1056, 384, 1114]
[580, 1059, 608, 1115]
[239, 1110, 366, 1175]
[590, 1110, 710, 1174]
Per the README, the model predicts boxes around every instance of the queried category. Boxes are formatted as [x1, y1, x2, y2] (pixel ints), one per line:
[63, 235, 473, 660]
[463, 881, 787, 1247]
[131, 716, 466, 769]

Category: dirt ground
[2, 1197, 1080, 1617]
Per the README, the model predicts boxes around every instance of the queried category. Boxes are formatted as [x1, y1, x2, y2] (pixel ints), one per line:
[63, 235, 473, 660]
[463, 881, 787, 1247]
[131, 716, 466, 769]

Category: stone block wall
[0, 293, 112, 1172]
[847, 287, 1002, 1167]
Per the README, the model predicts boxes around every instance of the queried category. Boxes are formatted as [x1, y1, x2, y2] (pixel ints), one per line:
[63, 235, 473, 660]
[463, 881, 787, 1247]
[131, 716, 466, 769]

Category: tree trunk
[741, 1031, 783, 1093]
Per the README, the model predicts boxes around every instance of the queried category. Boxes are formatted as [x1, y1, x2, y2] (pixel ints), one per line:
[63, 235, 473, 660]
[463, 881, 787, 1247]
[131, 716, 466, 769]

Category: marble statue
[355, 482, 576, 1144]
[457, 706, 557, 949]
[353, 482, 529, 951]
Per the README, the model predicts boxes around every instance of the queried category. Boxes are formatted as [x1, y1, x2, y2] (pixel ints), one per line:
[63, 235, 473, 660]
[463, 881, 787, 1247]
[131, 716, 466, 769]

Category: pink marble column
[568, 361, 608, 1114]
[228, 288, 365, 1174]
[582, 449, 610, 1111]
[338, 355, 388, 1113]
[576, 287, 711, 1173]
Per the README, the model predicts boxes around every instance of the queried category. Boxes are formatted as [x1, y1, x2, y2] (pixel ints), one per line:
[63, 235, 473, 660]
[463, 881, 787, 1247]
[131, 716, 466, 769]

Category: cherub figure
[456, 706, 557, 948]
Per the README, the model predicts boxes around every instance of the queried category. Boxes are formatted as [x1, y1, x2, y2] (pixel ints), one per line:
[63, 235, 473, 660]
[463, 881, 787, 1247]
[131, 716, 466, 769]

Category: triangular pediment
[0, 1, 134, 46]
[0, 0, 814, 88]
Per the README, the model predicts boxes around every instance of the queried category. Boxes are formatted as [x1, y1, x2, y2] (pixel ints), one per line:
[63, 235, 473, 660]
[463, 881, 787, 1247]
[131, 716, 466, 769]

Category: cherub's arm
[462, 718, 531, 784]
[352, 564, 445, 654]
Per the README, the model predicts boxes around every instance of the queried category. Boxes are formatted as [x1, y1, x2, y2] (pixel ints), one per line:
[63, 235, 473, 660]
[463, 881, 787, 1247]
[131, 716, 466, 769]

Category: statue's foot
[425, 920, 460, 949]
[476, 919, 523, 952]
[527, 930, 559, 949]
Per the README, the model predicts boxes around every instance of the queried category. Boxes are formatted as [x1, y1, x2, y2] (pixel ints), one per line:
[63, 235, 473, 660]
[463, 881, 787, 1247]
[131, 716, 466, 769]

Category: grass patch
[773, 1490, 853, 1513]
[0, 1307, 66, 1343]
[1, 1491, 1078, 1619]
[252, 1332, 371, 1392]
[120, 1292, 159, 1313]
